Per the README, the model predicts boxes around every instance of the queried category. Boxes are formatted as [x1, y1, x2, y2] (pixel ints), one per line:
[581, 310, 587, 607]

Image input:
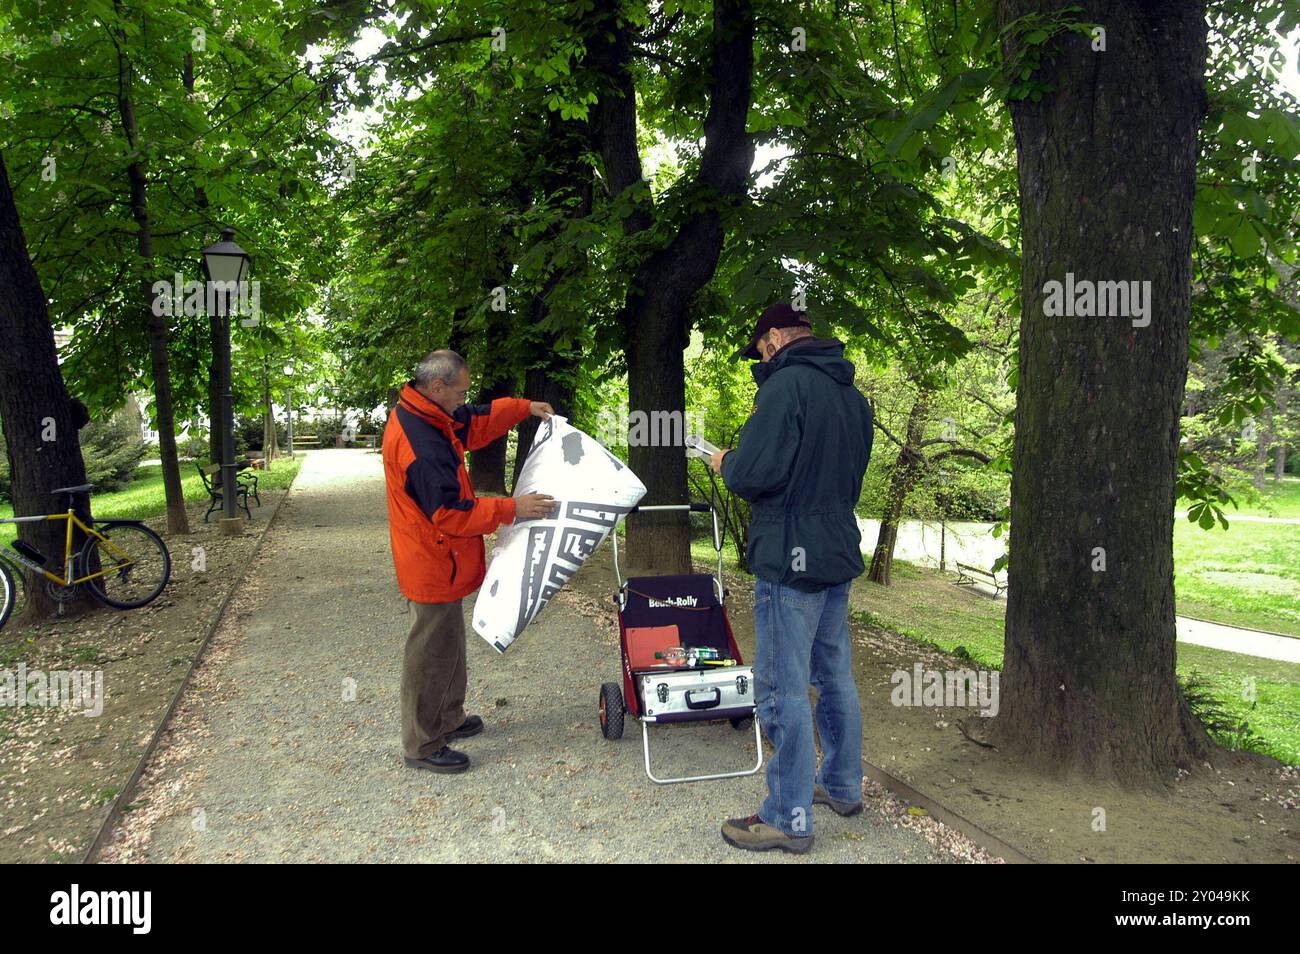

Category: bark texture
[995, 0, 1215, 783]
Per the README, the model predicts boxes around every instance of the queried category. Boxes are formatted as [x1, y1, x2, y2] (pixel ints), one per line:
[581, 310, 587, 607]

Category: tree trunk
[591, 0, 755, 573]
[262, 365, 278, 464]
[470, 376, 513, 493]
[511, 355, 577, 492]
[1273, 388, 1288, 480]
[0, 153, 94, 621]
[509, 112, 593, 492]
[1255, 409, 1272, 490]
[447, 306, 513, 493]
[452, 300, 517, 495]
[995, 0, 1214, 783]
[867, 394, 930, 585]
[115, 6, 189, 535]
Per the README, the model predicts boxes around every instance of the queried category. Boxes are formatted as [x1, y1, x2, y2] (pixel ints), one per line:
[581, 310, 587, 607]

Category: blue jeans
[753, 578, 863, 836]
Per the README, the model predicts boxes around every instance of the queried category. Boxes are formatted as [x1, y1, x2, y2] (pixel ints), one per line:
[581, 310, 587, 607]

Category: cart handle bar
[612, 502, 724, 603]
[626, 503, 713, 514]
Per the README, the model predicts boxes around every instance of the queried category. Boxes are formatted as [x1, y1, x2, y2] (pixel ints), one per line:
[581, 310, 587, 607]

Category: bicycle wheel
[0, 559, 14, 631]
[80, 522, 171, 609]
[0, 557, 29, 628]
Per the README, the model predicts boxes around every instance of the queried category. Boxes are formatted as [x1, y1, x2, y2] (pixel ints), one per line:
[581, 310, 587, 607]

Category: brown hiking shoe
[720, 814, 813, 854]
[813, 784, 863, 817]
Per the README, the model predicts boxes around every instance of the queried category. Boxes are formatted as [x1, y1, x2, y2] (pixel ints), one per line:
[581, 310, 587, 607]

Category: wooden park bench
[195, 462, 261, 523]
[954, 561, 1006, 598]
[328, 432, 377, 448]
[293, 434, 321, 449]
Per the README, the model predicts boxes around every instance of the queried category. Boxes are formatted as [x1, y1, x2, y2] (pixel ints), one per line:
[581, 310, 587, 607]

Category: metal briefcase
[637, 665, 755, 723]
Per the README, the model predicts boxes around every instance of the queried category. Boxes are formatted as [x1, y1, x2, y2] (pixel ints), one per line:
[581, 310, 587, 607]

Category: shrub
[177, 430, 209, 461]
[80, 405, 148, 492]
[235, 414, 288, 453]
[1, 402, 146, 499]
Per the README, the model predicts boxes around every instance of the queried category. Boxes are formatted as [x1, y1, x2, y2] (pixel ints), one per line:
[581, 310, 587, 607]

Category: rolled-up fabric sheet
[472, 415, 646, 652]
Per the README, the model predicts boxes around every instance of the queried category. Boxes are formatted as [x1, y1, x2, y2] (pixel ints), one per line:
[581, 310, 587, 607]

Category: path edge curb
[861, 757, 1039, 864]
[1177, 613, 1300, 642]
[81, 460, 302, 864]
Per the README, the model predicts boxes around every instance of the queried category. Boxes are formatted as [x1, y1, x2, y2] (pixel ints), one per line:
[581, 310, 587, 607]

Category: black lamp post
[201, 227, 251, 526]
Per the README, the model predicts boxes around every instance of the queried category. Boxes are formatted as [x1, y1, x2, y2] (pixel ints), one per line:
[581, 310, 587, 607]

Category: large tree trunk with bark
[591, 0, 755, 572]
[994, 0, 1215, 784]
[115, 9, 189, 535]
[0, 153, 94, 621]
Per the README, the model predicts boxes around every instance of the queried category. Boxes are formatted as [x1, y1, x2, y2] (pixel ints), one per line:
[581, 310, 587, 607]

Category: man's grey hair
[414, 350, 467, 389]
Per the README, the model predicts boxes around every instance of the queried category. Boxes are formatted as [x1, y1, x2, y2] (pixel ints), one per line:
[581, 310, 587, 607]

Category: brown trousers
[400, 598, 467, 759]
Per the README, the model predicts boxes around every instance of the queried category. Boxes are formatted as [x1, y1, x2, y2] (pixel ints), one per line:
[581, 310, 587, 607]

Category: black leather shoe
[404, 746, 470, 773]
[446, 715, 484, 741]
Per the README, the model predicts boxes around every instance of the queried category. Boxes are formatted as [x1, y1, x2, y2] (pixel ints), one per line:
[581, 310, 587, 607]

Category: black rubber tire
[599, 682, 625, 740]
[0, 560, 14, 632]
[80, 522, 171, 609]
[0, 557, 29, 628]
[730, 715, 754, 731]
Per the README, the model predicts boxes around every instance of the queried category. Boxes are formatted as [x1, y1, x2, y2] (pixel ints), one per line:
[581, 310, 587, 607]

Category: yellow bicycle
[0, 483, 171, 630]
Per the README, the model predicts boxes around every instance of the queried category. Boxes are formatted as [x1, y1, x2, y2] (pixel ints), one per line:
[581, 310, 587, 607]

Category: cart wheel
[730, 715, 754, 731]
[599, 683, 625, 740]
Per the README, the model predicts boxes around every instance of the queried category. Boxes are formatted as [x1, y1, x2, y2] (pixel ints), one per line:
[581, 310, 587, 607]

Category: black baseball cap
[737, 302, 812, 359]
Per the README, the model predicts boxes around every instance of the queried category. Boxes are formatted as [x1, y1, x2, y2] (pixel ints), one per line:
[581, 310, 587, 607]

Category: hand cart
[598, 501, 763, 785]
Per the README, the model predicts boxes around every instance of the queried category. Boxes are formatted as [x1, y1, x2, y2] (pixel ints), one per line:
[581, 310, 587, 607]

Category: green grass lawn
[1173, 515, 1300, 636]
[689, 538, 1300, 766]
[1180, 475, 1300, 519]
[850, 560, 1299, 766]
[1172, 476, 1300, 636]
[1, 455, 303, 546]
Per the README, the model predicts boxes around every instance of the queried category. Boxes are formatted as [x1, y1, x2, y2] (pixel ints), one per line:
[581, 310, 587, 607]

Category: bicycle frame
[0, 510, 131, 587]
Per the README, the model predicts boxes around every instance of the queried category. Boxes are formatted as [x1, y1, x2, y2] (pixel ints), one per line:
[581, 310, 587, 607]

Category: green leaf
[1227, 216, 1261, 258]
[885, 75, 963, 156]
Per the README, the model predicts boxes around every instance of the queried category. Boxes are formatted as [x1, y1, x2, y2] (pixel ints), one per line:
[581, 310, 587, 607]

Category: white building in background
[132, 393, 160, 444]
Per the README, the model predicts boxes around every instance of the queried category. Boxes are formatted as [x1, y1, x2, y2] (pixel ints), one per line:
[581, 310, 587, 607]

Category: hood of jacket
[751, 336, 855, 388]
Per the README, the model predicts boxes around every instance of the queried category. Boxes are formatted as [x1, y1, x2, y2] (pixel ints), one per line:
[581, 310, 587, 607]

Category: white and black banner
[473, 415, 645, 652]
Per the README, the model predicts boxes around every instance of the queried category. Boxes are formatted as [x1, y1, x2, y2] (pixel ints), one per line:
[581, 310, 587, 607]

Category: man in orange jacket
[383, 349, 557, 773]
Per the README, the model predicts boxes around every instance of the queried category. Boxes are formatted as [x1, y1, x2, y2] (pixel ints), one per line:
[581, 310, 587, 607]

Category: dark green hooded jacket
[720, 336, 874, 591]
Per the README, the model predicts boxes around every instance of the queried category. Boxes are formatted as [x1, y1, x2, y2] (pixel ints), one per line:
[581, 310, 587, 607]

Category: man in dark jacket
[710, 303, 874, 853]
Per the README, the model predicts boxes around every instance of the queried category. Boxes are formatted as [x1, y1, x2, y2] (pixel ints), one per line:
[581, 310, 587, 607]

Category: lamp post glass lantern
[201, 227, 252, 524]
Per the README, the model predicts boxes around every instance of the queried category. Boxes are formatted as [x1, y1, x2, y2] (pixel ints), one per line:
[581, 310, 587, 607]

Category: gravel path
[123, 449, 947, 863]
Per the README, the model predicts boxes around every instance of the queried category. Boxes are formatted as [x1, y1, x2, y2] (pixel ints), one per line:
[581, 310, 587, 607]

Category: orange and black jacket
[383, 382, 533, 603]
